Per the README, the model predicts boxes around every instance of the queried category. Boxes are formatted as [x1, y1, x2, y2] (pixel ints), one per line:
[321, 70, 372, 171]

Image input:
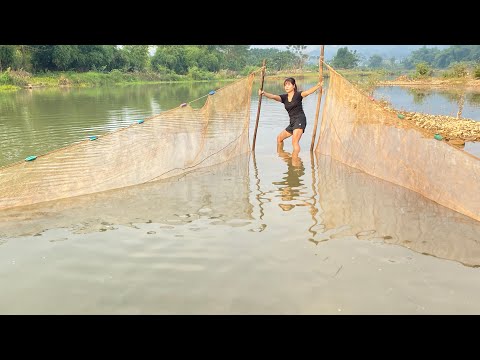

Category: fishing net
[0, 153, 253, 237]
[316, 64, 480, 222]
[0, 71, 257, 210]
[315, 153, 480, 267]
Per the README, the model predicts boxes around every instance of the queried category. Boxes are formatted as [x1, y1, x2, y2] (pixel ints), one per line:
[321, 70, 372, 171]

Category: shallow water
[2, 80, 479, 168]
[374, 85, 480, 156]
[1, 79, 480, 314]
[1, 151, 480, 314]
[373, 86, 480, 120]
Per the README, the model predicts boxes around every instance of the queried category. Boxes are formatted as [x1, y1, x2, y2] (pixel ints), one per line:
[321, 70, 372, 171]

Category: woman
[259, 77, 321, 154]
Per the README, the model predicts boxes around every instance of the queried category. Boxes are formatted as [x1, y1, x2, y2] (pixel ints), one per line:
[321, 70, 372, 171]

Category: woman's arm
[301, 82, 322, 98]
[259, 89, 282, 102]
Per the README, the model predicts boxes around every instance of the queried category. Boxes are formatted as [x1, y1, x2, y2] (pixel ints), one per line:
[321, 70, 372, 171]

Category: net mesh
[315, 153, 480, 267]
[0, 153, 253, 237]
[0, 71, 257, 210]
[316, 64, 480, 222]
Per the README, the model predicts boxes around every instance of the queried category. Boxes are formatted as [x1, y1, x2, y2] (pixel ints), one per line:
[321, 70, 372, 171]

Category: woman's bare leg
[277, 130, 292, 152]
[291, 129, 304, 154]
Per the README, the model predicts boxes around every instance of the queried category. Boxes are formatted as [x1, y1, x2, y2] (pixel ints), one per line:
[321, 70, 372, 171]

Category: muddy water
[1, 80, 480, 314]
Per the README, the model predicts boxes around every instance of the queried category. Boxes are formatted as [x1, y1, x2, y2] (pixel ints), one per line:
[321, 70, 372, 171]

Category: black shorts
[285, 116, 306, 134]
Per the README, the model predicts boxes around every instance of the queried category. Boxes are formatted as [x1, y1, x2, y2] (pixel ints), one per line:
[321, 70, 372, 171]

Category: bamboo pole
[252, 59, 266, 152]
[310, 45, 325, 152]
[457, 92, 466, 119]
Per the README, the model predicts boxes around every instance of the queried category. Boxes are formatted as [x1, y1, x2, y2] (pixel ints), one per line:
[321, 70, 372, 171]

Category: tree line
[330, 45, 480, 70]
[2, 45, 478, 76]
[0, 45, 307, 74]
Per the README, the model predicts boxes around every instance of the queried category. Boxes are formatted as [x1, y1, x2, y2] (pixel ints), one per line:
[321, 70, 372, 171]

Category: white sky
[250, 45, 323, 51]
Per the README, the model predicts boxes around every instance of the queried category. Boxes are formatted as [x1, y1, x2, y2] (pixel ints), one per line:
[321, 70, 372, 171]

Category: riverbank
[0, 69, 243, 93]
[374, 98, 480, 144]
[378, 76, 480, 90]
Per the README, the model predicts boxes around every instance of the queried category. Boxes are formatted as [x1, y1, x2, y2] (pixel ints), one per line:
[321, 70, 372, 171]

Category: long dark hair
[284, 77, 298, 92]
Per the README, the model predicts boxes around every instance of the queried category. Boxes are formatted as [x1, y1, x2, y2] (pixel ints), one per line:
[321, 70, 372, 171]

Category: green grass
[0, 85, 20, 91]
[0, 69, 243, 93]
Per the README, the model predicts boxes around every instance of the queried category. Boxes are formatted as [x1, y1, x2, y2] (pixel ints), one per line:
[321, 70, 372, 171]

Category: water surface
[1, 79, 480, 314]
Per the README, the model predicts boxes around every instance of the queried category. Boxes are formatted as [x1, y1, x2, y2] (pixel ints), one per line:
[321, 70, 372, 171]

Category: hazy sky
[251, 45, 322, 51]
[249, 45, 444, 51]
[249, 45, 450, 60]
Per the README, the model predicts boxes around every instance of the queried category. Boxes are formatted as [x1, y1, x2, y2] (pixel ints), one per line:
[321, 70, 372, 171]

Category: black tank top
[279, 91, 305, 119]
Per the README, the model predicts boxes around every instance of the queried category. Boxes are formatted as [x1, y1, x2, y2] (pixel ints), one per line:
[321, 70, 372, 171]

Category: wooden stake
[252, 59, 266, 152]
[310, 45, 325, 152]
[457, 92, 466, 119]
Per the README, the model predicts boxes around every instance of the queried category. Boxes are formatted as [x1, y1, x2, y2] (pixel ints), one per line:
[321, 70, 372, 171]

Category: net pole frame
[310, 45, 325, 152]
[252, 59, 266, 152]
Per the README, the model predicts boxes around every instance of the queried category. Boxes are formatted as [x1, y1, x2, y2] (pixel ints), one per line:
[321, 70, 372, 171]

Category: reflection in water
[249, 150, 480, 267]
[3, 80, 480, 314]
[273, 149, 306, 211]
[468, 93, 480, 106]
[457, 93, 466, 118]
[2, 81, 479, 266]
[373, 86, 480, 120]
[407, 88, 430, 105]
[251, 153, 267, 221]
[0, 127, 478, 269]
[270, 150, 323, 242]
[0, 81, 233, 167]
[0, 154, 254, 237]
[314, 153, 480, 267]
[435, 90, 468, 118]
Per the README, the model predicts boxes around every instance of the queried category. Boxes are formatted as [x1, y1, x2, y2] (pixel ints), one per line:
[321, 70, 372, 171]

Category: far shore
[378, 78, 480, 90]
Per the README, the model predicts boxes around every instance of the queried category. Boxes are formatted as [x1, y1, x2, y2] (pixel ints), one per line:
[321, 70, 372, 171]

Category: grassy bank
[3, 67, 476, 94]
[0, 68, 394, 93]
[377, 77, 480, 89]
[0, 69, 248, 93]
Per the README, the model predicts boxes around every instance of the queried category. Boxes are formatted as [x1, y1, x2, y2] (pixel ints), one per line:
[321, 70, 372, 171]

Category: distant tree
[201, 53, 220, 72]
[447, 62, 469, 77]
[246, 48, 296, 71]
[0, 45, 15, 71]
[12, 45, 30, 70]
[415, 62, 432, 77]
[331, 47, 359, 69]
[404, 45, 480, 69]
[368, 54, 383, 68]
[389, 56, 396, 67]
[217, 45, 250, 71]
[110, 46, 130, 71]
[401, 57, 414, 70]
[409, 46, 441, 66]
[286, 45, 308, 70]
[123, 45, 149, 72]
[450, 45, 470, 62]
[65, 46, 110, 72]
[52, 45, 76, 71]
[474, 64, 480, 79]
[356, 53, 367, 67]
[184, 46, 220, 72]
[469, 46, 480, 62]
[152, 46, 188, 74]
[30, 45, 56, 72]
[273, 50, 297, 71]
